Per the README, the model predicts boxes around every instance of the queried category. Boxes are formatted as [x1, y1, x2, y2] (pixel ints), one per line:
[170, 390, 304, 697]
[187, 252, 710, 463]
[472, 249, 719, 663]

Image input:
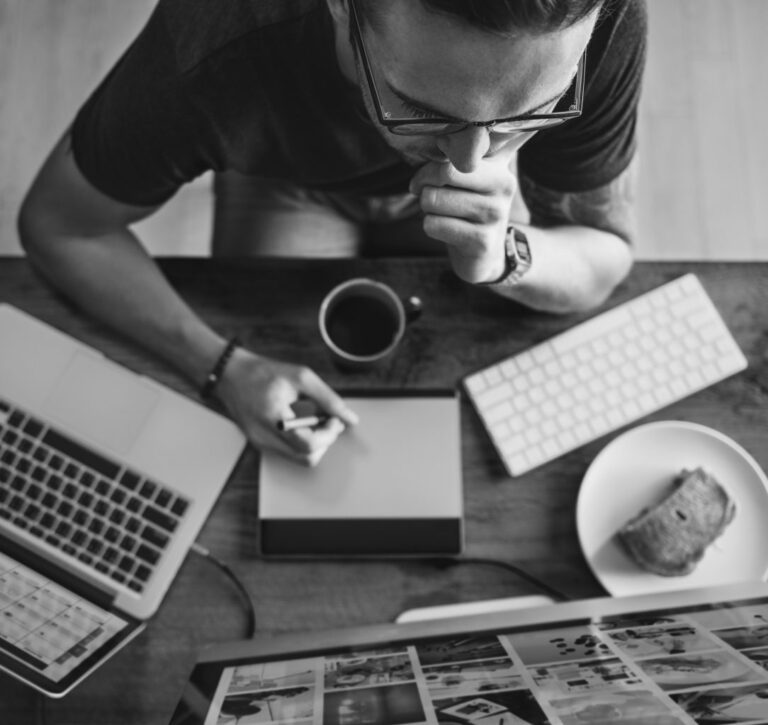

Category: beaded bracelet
[200, 336, 241, 400]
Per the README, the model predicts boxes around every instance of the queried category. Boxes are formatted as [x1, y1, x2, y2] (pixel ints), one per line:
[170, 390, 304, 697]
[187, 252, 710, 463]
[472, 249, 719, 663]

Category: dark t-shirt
[71, 0, 646, 207]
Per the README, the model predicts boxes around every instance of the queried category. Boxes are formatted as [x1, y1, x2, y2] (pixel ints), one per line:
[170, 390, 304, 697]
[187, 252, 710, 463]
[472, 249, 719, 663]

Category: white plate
[577, 421, 768, 597]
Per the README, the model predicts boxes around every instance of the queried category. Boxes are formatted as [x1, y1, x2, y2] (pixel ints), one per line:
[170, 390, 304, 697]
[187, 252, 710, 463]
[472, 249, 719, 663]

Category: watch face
[514, 238, 531, 263]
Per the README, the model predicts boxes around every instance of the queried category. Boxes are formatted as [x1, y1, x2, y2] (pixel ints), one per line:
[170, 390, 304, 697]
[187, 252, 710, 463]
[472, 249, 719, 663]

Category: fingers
[410, 159, 516, 197]
[294, 367, 360, 427]
[419, 186, 507, 226]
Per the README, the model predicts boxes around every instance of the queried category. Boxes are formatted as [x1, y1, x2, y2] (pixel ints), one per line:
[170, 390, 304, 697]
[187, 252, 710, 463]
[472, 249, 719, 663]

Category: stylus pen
[277, 415, 330, 432]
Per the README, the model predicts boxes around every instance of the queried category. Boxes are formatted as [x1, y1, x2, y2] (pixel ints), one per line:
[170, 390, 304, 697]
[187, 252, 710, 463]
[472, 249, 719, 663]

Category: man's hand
[410, 153, 518, 284]
[215, 348, 358, 466]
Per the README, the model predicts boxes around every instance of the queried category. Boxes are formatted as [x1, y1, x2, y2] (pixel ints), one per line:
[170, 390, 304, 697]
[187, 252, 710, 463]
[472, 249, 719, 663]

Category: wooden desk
[1, 258, 766, 724]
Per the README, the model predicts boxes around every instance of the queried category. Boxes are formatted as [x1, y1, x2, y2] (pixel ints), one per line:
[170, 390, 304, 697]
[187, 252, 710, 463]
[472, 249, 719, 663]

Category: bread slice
[617, 467, 736, 577]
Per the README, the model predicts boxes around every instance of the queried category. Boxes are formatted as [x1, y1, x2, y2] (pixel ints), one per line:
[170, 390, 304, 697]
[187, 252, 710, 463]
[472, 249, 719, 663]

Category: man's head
[327, 0, 602, 171]
[356, 0, 604, 35]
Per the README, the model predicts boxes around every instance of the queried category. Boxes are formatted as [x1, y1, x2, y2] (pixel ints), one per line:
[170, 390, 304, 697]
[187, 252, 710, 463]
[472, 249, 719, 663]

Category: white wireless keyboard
[463, 274, 748, 476]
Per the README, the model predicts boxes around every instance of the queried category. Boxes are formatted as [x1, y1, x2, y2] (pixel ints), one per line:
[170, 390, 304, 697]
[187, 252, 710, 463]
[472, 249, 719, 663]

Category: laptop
[171, 580, 768, 725]
[0, 303, 246, 696]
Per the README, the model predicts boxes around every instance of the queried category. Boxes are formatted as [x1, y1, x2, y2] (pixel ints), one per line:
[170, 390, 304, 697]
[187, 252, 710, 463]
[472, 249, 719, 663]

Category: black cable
[191, 543, 256, 638]
[424, 556, 572, 603]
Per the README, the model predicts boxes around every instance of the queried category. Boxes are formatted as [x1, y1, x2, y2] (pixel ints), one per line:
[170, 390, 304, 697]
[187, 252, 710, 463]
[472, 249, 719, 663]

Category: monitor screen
[171, 587, 768, 725]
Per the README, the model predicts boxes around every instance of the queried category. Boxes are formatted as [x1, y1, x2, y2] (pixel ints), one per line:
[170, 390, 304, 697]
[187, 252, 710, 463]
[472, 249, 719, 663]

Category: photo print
[688, 603, 768, 631]
[225, 658, 318, 695]
[422, 657, 523, 699]
[596, 615, 684, 632]
[324, 654, 414, 689]
[506, 626, 613, 666]
[670, 683, 768, 723]
[743, 646, 768, 672]
[548, 689, 685, 725]
[636, 650, 766, 691]
[714, 624, 768, 651]
[608, 625, 720, 659]
[416, 636, 509, 667]
[529, 658, 642, 698]
[322, 682, 424, 725]
[217, 686, 315, 724]
[433, 689, 549, 725]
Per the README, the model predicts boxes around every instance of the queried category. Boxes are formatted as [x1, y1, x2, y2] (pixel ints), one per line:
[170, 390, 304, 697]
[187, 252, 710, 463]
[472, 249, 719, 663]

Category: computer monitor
[170, 581, 768, 724]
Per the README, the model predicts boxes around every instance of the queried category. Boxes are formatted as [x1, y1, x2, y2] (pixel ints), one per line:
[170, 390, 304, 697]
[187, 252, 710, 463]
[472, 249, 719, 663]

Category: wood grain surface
[0, 257, 766, 724]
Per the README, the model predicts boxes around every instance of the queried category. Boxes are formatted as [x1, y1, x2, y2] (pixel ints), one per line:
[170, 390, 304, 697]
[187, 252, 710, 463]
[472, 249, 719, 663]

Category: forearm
[489, 223, 633, 314]
[20, 224, 226, 387]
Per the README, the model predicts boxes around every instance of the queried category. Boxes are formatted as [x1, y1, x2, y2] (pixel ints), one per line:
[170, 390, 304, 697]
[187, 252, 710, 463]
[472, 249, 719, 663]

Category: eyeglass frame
[348, 0, 587, 136]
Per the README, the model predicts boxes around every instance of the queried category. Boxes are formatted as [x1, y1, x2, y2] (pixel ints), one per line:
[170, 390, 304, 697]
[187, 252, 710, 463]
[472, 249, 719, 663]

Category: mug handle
[404, 296, 423, 323]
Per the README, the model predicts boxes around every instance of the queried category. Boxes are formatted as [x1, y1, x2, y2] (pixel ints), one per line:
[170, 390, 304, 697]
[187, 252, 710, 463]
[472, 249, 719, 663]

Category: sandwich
[617, 467, 736, 577]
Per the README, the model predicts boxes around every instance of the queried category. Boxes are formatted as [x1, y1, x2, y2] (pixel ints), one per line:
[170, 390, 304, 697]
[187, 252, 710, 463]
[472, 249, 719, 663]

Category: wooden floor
[0, 0, 765, 259]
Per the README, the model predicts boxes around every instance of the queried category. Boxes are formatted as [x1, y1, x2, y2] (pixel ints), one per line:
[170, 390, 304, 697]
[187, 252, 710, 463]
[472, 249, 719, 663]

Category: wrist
[476, 225, 532, 286]
[200, 336, 241, 401]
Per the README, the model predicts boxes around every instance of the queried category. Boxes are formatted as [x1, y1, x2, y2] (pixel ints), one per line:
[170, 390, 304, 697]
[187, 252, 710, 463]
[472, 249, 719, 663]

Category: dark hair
[356, 0, 605, 33]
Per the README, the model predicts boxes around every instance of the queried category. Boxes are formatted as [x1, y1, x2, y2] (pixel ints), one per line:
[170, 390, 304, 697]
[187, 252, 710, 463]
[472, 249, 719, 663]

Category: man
[18, 0, 646, 464]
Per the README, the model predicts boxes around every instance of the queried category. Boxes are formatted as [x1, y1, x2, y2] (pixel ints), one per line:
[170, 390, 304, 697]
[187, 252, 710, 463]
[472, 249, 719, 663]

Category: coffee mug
[318, 278, 421, 370]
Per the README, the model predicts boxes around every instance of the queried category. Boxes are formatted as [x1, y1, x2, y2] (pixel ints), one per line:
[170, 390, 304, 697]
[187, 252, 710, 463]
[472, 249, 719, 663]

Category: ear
[325, 0, 350, 26]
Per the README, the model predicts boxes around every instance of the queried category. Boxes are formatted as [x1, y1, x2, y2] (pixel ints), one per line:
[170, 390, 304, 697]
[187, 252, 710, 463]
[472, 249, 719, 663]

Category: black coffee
[326, 295, 399, 356]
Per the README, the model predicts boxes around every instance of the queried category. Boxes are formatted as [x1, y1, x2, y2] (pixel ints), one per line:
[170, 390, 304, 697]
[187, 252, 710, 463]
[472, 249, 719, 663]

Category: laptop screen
[170, 583, 768, 725]
[0, 547, 144, 697]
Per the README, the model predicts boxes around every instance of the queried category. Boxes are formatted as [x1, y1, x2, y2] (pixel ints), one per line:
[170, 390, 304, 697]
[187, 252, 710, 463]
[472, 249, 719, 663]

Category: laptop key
[95, 562, 109, 574]
[109, 508, 126, 526]
[8, 411, 25, 428]
[24, 503, 41, 521]
[105, 526, 120, 543]
[141, 525, 169, 550]
[118, 554, 135, 573]
[0, 450, 15, 465]
[41, 492, 57, 509]
[95, 479, 110, 496]
[18, 439, 32, 454]
[77, 491, 94, 508]
[120, 534, 137, 553]
[48, 474, 63, 491]
[23, 418, 44, 438]
[40, 512, 56, 529]
[135, 564, 151, 582]
[31, 466, 46, 483]
[155, 489, 172, 509]
[10, 475, 25, 492]
[0, 466, 10, 483]
[144, 506, 177, 533]
[49, 454, 64, 471]
[136, 544, 160, 565]
[9, 494, 24, 511]
[128, 580, 144, 593]
[57, 501, 74, 518]
[64, 463, 79, 478]
[17, 457, 31, 473]
[27, 483, 42, 500]
[119, 471, 140, 490]
[12, 516, 28, 530]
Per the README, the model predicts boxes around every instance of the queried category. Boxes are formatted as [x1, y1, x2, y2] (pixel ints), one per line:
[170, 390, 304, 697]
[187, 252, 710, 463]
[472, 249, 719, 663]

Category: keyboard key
[136, 544, 160, 566]
[119, 471, 140, 490]
[143, 506, 177, 533]
[155, 489, 172, 509]
[141, 525, 169, 550]
[171, 498, 189, 518]
[23, 418, 44, 438]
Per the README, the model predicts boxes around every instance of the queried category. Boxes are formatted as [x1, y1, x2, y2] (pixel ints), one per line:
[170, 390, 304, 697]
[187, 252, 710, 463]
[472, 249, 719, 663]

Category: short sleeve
[518, 0, 647, 193]
[70, 5, 218, 207]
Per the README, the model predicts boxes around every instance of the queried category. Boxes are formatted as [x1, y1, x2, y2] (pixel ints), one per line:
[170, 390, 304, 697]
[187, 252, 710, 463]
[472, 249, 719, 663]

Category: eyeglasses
[349, 0, 586, 137]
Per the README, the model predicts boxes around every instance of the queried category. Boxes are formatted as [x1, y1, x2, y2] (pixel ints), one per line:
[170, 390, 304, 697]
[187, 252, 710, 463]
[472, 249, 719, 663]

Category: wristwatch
[478, 225, 532, 286]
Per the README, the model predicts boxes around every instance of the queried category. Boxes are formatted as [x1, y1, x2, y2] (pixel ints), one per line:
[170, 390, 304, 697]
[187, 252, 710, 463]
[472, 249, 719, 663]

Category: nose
[435, 125, 491, 173]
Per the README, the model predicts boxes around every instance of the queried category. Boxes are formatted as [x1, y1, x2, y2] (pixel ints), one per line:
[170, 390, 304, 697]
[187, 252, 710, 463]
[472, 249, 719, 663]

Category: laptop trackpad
[42, 351, 160, 455]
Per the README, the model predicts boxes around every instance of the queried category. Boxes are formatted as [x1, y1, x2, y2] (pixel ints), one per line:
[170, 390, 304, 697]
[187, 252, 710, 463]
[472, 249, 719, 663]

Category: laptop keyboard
[0, 400, 190, 594]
